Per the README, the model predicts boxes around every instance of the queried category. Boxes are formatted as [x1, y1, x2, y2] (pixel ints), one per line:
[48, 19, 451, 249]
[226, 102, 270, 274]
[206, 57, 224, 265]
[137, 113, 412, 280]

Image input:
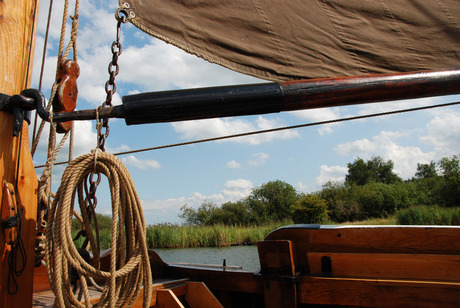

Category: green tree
[246, 180, 300, 223]
[414, 161, 437, 179]
[291, 194, 329, 224]
[354, 182, 413, 218]
[436, 155, 460, 207]
[220, 201, 250, 225]
[438, 155, 460, 180]
[179, 201, 218, 225]
[319, 181, 364, 222]
[345, 156, 402, 186]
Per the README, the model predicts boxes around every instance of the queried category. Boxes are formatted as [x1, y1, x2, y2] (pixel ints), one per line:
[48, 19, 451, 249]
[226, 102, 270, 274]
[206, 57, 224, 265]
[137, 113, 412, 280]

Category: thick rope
[45, 150, 152, 308]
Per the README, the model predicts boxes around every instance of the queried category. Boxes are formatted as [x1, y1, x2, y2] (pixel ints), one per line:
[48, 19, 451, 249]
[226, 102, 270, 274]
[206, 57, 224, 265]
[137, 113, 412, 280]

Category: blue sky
[31, 0, 460, 225]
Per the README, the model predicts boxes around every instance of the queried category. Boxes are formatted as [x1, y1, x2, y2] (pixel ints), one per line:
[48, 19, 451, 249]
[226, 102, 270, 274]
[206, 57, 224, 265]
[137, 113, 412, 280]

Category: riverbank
[73, 205, 460, 250]
[145, 220, 291, 248]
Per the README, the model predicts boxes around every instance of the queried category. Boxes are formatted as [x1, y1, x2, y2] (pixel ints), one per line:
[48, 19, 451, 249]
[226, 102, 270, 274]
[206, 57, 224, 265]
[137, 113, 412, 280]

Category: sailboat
[1, 0, 460, 307]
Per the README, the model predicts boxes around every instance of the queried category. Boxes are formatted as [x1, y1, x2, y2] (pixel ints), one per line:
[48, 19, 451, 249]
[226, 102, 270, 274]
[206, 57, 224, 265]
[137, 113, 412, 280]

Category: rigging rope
[32, 0, 54, 145]
[34, 100, 460, 169]
[45, 150, 152, 308]
[34, 0, 79, 275]
[31, 0, 79, 157]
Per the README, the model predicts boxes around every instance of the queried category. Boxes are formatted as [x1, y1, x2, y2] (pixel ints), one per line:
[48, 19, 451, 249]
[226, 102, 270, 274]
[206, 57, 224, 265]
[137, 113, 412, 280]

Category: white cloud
[248, 153, 269, 166]
[291, 108, 341, 135]
[227, 160, 241, 169]
[335, 130, 435, 179]
[221, 179, 253, 200]
[140, 179, 253, 224]
[316, 165, 348, 186]
[420, 110, 460, 156]
[171, 116, 298, 145]
[121, 155, 161, 170]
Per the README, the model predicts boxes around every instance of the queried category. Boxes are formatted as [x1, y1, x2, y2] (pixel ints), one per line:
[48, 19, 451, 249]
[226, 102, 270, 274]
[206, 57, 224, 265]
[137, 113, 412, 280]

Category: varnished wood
[0, 0, 40, 306]
[166, 264, 263, 295]
[33, 265, 51, 293]
[307, 252, 460, 282]
[297, 276, 460, 307]
[185, 281, 223, 308]
[0, 116, 39, 307]
[53, 59, 80, 133]
[257, 240, 297, 308]
[0, 0, 38, 95]
[131, 278, 189, 308]
[120, 70, 460, 125]
[156, 289, 184, 308]
[265, 225, 460, 274]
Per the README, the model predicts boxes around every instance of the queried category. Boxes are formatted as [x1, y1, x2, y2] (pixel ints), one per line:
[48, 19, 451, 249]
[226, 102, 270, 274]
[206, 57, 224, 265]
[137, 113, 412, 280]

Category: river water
[154, 245, 260, 272]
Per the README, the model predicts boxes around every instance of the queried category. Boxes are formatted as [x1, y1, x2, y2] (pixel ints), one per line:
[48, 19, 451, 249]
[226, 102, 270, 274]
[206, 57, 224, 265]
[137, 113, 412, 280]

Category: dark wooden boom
[51, 69, 460, 124]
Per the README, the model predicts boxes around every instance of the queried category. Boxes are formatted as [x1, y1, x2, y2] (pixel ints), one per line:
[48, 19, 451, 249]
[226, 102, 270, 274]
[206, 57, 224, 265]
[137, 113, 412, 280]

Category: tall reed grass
[396, 205, 460, 225]
[145, 220, 292, 248]
[71, 219, 292, 250]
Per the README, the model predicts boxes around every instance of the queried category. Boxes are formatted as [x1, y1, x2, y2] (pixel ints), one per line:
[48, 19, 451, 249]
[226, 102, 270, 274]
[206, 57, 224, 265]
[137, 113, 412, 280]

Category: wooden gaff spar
[50, 69, 460, 124]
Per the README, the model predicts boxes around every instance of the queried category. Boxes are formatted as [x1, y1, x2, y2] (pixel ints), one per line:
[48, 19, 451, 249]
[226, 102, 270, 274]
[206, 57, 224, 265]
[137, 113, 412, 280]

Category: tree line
[179, 155, 460, 225]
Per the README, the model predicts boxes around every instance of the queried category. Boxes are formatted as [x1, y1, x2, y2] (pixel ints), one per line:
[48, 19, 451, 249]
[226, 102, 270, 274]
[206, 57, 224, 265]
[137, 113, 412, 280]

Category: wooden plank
[156, 289, 184, 308]
[131, 278, 189, 308]
[307, 252, 460, 282]
[185, 281, 223, 308]
[166, 265, 263, 294]
[257, 240, 297, 308]
[265, 225, 460, 273]
[298, 276, 460, 307]
[33, 265, 51, 292]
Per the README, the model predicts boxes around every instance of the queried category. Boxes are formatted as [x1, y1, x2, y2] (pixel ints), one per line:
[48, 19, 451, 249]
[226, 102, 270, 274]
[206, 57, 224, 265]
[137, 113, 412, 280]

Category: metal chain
[98, 3, 132, 151]
[75, 4, 134, 253]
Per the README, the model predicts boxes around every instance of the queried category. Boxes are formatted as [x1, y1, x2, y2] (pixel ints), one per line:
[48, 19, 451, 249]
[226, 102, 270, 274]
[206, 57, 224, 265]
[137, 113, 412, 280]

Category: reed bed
[145, 221, 291, 248]
[396, 205, 460, 225]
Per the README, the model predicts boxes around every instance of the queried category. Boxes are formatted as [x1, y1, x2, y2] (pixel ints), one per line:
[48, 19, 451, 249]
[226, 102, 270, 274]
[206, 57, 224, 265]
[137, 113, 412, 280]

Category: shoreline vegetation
[72, 155, 460, 250]
[73, 205, 460, 250]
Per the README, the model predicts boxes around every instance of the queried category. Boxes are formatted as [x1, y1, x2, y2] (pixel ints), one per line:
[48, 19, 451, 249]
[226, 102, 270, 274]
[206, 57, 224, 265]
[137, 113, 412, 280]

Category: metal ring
[115, 3, 132, 23]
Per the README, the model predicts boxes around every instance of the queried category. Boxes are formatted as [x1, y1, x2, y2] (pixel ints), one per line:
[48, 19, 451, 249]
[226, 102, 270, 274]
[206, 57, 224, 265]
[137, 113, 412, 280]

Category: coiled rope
[45, 150, 152, 307]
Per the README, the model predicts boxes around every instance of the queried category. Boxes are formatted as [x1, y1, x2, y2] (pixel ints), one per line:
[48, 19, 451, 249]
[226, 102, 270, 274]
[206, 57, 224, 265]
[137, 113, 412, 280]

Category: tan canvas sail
[121, 0, 460, 82]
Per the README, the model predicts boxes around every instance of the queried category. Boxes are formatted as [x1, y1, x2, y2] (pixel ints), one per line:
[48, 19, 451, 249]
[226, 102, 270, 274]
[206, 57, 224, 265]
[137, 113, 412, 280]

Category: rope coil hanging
[45, 150, 152, 307]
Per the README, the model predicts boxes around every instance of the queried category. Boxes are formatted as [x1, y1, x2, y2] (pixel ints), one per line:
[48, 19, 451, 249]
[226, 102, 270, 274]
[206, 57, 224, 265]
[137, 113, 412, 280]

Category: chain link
[98, 12, 127, 151]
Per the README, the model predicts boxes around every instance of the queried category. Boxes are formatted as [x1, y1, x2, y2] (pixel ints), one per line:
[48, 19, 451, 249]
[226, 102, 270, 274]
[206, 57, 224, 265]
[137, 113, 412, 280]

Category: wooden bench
[260, 225, 460, 307]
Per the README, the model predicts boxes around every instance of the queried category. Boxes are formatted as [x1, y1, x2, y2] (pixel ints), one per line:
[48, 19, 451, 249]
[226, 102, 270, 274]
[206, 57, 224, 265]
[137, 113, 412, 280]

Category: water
[154, 245, 260, 272]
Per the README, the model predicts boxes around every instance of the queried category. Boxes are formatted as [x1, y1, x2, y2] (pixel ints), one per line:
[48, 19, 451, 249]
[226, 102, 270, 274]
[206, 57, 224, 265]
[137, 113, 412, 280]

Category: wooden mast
[0, 0, 40, 307]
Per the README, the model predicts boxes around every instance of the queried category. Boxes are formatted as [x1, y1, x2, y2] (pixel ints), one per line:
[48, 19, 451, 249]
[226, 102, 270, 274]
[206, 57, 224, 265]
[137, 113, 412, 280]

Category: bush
[291, 194, 329, 224]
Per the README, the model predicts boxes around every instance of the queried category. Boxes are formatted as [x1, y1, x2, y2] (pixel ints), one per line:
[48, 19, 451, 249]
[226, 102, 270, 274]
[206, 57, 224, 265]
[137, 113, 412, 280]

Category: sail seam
[250, 0, 300, 77]
[377, 0, 426, 71]
[435, 0, 460, 38]
[317, 0, 369, 75]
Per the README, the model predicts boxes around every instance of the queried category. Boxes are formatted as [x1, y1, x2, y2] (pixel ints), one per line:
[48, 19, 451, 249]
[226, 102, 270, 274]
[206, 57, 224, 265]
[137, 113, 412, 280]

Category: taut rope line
[33, 100, 460, 169]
